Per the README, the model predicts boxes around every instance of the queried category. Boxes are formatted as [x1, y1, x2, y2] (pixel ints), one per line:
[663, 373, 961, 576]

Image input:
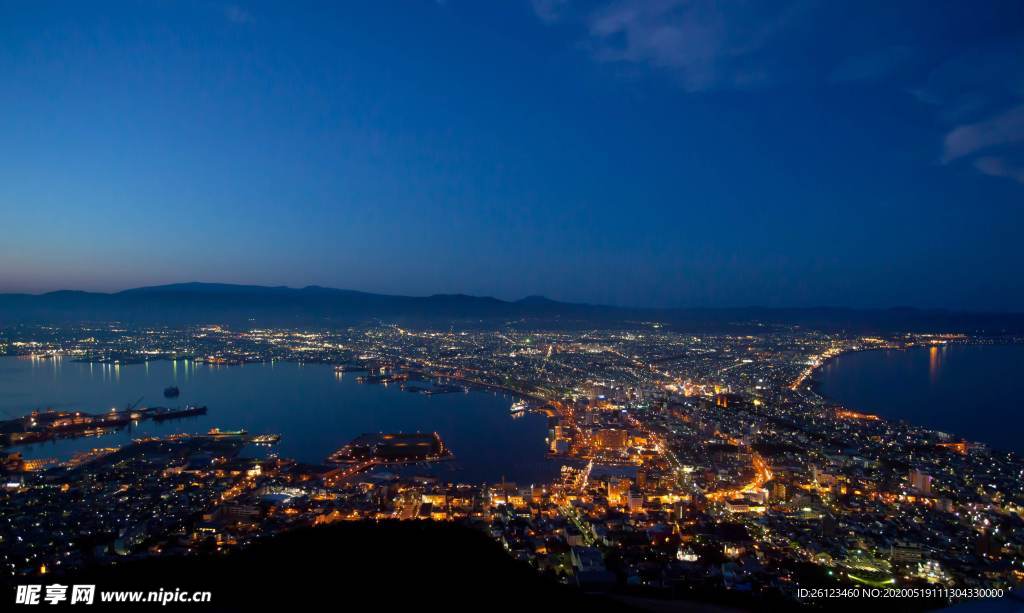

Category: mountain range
[0, 282, 1022, 333]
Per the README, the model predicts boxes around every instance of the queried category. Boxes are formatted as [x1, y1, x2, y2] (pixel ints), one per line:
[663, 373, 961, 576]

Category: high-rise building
[909, 469, 933, 494]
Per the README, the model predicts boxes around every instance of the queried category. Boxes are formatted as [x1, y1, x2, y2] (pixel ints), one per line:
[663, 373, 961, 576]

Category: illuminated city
[1, 323, 1022, 608]
[2, 1, 1024, 609]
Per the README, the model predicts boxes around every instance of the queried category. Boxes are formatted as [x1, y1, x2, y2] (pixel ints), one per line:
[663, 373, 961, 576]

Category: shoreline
[806, 340, 1023, 455]
[0, 358, 556, 480]
[806, 338, 1023, 395]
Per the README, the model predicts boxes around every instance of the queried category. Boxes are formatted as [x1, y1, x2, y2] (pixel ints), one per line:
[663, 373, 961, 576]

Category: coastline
[806, 340, 1024, 455]
[806, 338, 1023, 397]
[0, 357, 558, 482]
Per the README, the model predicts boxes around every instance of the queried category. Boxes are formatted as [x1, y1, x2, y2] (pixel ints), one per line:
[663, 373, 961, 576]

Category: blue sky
[1, 1, 1022, 309]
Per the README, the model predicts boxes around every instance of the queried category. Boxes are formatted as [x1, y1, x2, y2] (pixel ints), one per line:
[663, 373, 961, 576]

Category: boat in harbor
[208, 427, 247, 437]
[333, 363, 367, 373]
[356, 373, 408, 384]
[510, 400, 528, 413]
[250, 433, 281, 445]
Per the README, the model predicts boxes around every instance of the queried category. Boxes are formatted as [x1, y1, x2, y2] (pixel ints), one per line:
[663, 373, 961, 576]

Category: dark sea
[815, 343, 1024, 454]
[0, 356, 559, 484]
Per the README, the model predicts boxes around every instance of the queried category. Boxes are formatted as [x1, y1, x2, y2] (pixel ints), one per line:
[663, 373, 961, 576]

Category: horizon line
[0, 281, 1020, 315]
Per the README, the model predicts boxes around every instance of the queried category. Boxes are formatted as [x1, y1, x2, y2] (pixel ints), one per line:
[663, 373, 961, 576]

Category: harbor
[327, 432, 451, 464]
[0, 357, 558, 485]
[0, 403, 209, 447]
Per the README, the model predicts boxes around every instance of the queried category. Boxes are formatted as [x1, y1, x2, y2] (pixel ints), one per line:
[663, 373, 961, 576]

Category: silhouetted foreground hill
[3, 521, 635, 612]
[1, 282, 1022, 333]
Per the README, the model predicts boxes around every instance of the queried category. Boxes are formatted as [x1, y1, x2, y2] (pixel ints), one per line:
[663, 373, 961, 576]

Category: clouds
[532, 0, 803, 92]
[913, 41, 1024, 118]
[224, 5, 253, 25]
[943, 105, 1024, 163]
[530, 0, 568, 24]
[974, 156, 1024, 184]
[586, 0, 725, 91]
[915, 41, 1024, 185]
[526, 2, 1024, 187]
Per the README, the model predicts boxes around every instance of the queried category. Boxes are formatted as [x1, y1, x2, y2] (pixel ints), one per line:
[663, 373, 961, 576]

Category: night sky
[1, 1, 1022, 309]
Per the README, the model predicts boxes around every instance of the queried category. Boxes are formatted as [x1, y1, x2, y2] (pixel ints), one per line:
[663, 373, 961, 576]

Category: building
[594, 428, 628, 450]
[909, 469, 933, 494]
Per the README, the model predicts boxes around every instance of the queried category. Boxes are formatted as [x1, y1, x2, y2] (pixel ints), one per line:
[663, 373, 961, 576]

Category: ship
[333, 363, 367, 373]
[208, 427, 247, 437]
[152, 405, 207, 422]
[250, 434, 281, 445]
[510, 400, 529, 413]
[163, 386, 180, 398]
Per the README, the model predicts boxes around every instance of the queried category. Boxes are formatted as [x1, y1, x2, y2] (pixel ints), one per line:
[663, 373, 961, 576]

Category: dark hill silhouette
[0, 282, 1021, 333]
[4, 521, 637, 612]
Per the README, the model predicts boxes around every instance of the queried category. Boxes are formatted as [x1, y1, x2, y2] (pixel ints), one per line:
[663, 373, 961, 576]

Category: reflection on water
[0, 357, 559, 484]
[817, 344, 1024, 454]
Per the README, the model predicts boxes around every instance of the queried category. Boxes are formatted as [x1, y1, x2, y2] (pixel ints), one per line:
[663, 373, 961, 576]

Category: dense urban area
[1, 323, 1022, 607]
